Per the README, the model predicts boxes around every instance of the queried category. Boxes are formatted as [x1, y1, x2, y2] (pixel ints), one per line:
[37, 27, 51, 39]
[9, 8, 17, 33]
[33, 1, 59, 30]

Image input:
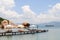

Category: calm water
[0, 27, 60, 40]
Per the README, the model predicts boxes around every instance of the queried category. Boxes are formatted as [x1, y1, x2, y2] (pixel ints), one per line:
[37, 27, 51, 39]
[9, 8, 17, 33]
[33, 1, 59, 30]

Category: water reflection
[0, 36, 12, 40]
[12, 34, 37, 40]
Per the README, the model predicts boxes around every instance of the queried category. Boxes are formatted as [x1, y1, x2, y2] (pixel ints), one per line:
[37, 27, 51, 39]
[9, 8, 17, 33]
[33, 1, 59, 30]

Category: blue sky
[0, 0, 60, 24]
[14, 0, 60, 14]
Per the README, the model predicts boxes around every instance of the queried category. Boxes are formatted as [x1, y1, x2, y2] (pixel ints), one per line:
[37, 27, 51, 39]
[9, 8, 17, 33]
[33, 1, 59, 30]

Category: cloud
[2, 10, 20, 18]
[48, 3, 60, 20]
[21, 5, 38, 24]
[0, 0, 15, 7]
[38, 3, 60, 23]
[0, 0, 60, 24]
[0, 0, 20, 23]
[22, 5, 36, 15]
[21, 4, 60, 24]
[0, 0, 19, 18]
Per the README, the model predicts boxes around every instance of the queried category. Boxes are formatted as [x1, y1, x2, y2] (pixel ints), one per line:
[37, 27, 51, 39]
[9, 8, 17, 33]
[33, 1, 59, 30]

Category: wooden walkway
[0, 29, 48, 36]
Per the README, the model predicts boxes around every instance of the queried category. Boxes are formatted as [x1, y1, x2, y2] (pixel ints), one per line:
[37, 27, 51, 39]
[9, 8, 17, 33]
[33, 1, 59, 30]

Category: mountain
[38, 22, 60, 27]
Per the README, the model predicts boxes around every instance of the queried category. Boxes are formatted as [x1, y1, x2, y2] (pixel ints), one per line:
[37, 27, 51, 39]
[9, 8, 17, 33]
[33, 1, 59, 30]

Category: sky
[0, 0, 60, 24]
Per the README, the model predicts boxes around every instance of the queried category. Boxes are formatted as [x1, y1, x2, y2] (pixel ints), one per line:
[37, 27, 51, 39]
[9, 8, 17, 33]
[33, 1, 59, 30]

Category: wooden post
[37, 25, 38, 29]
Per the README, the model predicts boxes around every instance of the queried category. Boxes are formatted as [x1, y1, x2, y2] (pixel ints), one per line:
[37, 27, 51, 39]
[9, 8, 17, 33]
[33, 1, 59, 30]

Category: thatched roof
[0, 17, 9, 24]
[22, 22, 30, 28]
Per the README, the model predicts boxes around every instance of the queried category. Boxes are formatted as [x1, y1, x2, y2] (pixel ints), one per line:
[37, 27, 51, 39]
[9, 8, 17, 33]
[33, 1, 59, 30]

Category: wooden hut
[22, 22, 30, 28]
[1, 20, 9, 29]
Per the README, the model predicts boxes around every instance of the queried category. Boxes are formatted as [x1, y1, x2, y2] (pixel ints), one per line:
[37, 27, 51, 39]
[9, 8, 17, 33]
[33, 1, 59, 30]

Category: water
[0, 27, 60, 40]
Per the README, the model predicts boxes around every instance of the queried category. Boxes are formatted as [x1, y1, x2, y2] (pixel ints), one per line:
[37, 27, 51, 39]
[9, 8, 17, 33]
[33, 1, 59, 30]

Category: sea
[0, 26, 60, 40]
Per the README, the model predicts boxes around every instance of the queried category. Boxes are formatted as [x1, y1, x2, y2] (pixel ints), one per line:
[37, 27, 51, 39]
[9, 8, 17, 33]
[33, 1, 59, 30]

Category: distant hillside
[0, 17, 8, 24]
[38, 22, 60, 27]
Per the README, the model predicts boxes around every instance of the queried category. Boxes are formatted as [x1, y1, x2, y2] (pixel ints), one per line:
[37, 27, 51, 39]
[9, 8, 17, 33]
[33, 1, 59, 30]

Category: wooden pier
[0, 29, 48, 36]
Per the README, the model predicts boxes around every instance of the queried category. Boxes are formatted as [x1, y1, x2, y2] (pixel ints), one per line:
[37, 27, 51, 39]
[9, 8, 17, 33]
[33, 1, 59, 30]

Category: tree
[0, 17, 8, 24]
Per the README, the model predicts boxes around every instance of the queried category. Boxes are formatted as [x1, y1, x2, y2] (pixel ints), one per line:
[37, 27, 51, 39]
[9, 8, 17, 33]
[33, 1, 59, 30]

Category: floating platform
[0, 29, 48, 36]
